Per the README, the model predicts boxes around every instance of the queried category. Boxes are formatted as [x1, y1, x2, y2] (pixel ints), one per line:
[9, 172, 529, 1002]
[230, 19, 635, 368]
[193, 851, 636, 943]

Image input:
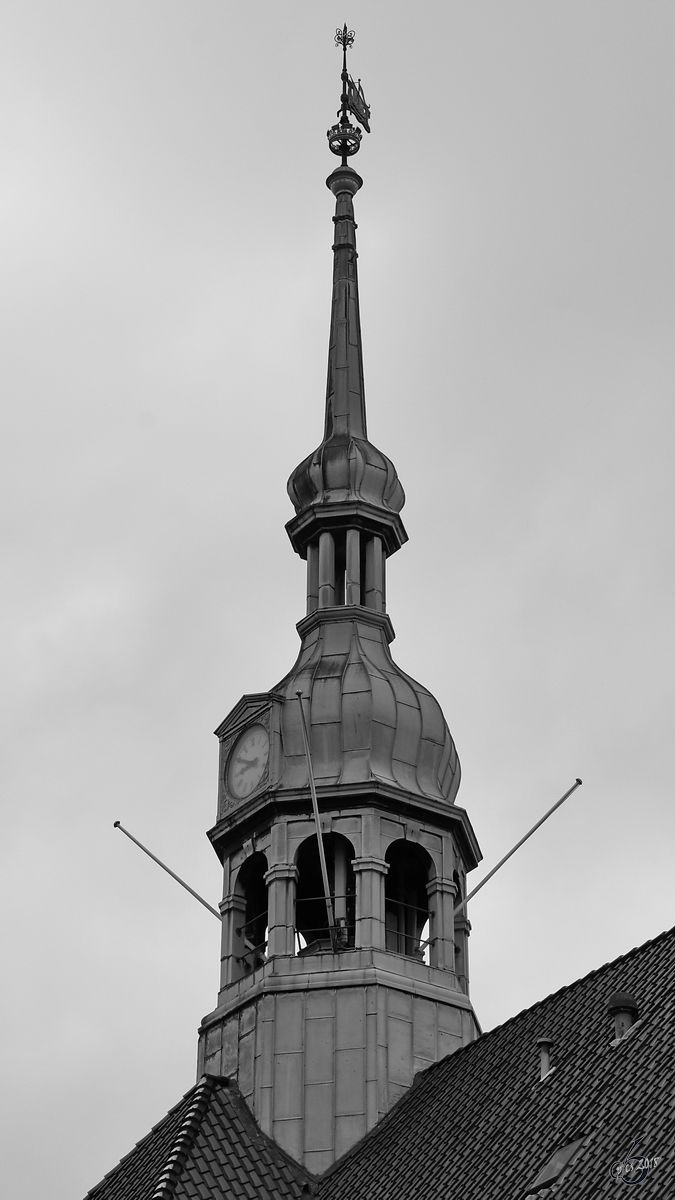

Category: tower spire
[323, 26, 371, 441]
[200, 36, 481, 1173]
[287, 31, 405, 580]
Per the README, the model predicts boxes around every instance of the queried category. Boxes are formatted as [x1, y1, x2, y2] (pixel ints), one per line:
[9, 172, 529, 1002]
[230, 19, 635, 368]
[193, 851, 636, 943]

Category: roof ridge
[82, 1079, 209, 1198]
[150, 1074, 216, 1200]
[428, 920, 675, 1073]
[477, 919, 675, 1041]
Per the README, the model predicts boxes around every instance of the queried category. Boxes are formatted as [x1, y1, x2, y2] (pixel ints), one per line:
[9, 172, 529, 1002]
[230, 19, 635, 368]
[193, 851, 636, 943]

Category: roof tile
[317, 924, 675, 1200]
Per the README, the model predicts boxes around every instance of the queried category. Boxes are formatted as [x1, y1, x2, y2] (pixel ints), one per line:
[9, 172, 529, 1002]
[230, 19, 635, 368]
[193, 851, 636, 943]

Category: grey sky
[1, 3, 674, 1197]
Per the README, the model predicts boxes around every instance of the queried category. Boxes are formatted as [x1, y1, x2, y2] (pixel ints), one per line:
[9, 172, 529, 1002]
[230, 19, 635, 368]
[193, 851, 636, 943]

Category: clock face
[227, 725, 270, 800]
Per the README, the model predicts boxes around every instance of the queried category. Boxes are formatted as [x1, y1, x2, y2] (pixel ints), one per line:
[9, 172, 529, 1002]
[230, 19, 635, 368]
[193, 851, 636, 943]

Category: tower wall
[198, 954, 477, 1174]
[200, 804, 478, 1171]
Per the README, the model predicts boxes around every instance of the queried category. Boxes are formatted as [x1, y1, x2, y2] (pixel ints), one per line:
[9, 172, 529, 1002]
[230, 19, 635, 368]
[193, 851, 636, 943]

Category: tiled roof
[82, 1076, 311, 1200]
[316, 923, 675, 1199]
[173, 1080, 311, 1200]
[85, 925, 675, 1199]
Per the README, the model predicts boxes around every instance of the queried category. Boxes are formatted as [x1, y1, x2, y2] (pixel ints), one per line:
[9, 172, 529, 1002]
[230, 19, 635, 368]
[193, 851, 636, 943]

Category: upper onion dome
[287, 433, 404, 515]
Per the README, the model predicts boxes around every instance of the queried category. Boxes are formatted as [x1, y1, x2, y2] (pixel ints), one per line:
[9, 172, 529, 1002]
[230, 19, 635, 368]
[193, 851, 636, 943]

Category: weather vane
[327, 24, 371, 163]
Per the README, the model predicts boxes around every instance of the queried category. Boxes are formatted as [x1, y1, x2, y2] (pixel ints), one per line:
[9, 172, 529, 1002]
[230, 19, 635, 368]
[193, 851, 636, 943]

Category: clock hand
[237, 756, 259, 770]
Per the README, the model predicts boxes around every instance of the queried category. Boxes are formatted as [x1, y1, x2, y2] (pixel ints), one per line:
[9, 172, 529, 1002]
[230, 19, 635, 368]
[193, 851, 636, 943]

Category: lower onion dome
[271, 611, 459, 804]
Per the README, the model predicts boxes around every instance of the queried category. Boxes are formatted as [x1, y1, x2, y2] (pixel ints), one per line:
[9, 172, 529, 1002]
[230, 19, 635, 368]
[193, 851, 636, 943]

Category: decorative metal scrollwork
[335, 26, 355, 49]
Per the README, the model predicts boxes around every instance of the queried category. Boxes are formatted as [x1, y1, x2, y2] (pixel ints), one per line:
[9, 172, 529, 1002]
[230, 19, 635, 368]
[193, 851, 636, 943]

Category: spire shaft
[324, 166, 366, 441]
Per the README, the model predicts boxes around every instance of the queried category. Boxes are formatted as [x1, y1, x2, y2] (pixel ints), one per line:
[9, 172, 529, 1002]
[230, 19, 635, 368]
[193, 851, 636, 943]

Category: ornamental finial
[334, 24, 355, 51]
[327, 25, 371, 163]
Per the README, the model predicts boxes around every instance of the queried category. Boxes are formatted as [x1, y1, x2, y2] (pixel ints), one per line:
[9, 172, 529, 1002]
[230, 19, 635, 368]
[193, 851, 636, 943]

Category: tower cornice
[207, 785, 481, 874]
[295, 602, 395, 644]
[286, 497, 407, 559]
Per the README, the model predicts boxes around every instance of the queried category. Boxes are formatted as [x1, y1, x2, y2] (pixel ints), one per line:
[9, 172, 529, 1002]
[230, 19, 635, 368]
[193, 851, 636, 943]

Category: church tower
[197, 29, 482, 1175]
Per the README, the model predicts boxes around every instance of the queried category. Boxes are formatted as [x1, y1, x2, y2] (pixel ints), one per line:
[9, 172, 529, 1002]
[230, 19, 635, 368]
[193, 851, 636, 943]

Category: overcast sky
[1, 3, 674, 1197]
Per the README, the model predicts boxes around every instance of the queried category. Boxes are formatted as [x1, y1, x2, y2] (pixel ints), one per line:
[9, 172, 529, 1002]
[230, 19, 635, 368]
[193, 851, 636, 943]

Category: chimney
[607, 990, 639, 1040]
[536, 1036, 554, 1080]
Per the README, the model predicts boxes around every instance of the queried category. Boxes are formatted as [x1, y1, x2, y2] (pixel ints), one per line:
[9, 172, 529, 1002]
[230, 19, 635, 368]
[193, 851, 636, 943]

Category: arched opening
[384, 841, 432, 960]
[295, 833, 356, 953]
[235, 852, 268, 975]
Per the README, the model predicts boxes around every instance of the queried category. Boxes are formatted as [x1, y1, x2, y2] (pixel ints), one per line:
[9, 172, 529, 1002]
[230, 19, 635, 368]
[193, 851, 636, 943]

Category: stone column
[318, 531, 335, 608]
[306, 541, 319, 614]
[219, 892, 247, 988]
[352, 856, 389, 949]
[265, 864, 298, 957]
[345, 528, 360, 605]
[365, 536, 384, 611]
[426, 876, 457, 971]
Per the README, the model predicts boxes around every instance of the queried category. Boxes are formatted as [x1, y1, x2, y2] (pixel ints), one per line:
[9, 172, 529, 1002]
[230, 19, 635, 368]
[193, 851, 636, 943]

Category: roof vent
[536, 1036, 554, 1080]
[607, 990, 639, 1041]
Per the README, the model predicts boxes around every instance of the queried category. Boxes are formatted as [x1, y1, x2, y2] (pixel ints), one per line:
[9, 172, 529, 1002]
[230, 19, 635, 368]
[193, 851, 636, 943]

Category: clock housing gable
[215, 692, 285, 822]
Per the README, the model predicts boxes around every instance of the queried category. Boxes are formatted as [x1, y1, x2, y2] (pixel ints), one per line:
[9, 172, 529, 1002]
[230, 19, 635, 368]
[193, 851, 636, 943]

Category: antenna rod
[295, 691, 338, 949]
[453, 779, 582, 918]
[113, 821, 222, 922]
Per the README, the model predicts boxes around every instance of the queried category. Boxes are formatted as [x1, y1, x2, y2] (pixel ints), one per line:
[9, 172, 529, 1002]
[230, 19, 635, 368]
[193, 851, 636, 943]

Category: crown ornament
[327, 121, 362, 158]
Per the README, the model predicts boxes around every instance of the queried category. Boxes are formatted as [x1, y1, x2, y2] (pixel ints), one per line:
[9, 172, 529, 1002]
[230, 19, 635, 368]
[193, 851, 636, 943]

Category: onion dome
[272, 609, 460, 804]
[288, 435, 404, 517]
